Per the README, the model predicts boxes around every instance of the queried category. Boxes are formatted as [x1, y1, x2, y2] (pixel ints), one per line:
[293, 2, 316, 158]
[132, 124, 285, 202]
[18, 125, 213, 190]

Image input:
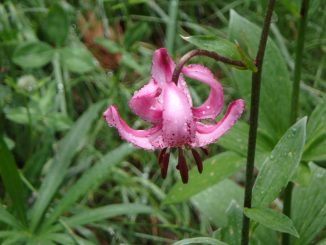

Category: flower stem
[282, 1, 310, 244]
[241, 1, 276, 245]
[172, 49, 246, 84]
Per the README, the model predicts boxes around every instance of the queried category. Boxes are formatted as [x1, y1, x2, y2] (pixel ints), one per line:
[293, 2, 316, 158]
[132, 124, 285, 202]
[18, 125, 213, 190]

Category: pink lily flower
[103, 48, 244, 183]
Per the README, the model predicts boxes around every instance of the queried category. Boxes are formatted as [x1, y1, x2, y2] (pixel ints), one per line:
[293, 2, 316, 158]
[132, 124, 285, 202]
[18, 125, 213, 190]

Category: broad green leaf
[30, 101, 105, 231]
[182, 35, 241, 61]
[60, 47, 97, 74]
[164, 152, 245, 204]
[303, 98, 326, 163]
[0, 137, 26, 224]
[42, 4, 69, 46]
[191, 179, 243, 227]
[252, 118, 307, 207]
[292, 163, 326, 245]
[173, 237, 227, 245]
[229, 10, 292, 142]
[0, 206, 23, 229]
[215, 201, 242, 244]
[12, 42, 54, 68]
[244, 208, 299, 237]
[44, 144, 133, 227]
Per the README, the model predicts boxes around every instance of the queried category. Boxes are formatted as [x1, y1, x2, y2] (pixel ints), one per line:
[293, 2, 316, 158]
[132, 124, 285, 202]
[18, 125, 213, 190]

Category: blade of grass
[165, 0, 179, 55]
[0, 137, 27, 225]
[43, 144, 133, 228]
[30, 101, 105, 232]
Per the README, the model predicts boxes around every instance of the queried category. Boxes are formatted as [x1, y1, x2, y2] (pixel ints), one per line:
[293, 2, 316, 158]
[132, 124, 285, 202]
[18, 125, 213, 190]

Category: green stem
[282, 0, 310, 244]
[241, 1, 276, 245]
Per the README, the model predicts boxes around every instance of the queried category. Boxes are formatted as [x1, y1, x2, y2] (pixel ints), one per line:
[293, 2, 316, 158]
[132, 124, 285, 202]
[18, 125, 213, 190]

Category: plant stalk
[282, 0, 310, 244]
[172, 49, 246, 84]
[241, 1, 276, 245]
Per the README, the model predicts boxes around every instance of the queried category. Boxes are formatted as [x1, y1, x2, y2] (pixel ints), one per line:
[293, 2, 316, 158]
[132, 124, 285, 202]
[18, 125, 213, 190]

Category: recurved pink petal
[182, 64, 224, 119]
[191, 99, 245, 147]
[151, 48, 175, 85]
[151, 48, 193, 106]
[128, 79, 163, 123]
[162, 82, 195, 147]
[103, 105, 162, 150]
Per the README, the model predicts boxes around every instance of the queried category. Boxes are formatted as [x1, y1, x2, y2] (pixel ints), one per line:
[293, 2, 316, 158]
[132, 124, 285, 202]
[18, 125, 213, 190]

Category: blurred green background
[0, 0, 325, 244]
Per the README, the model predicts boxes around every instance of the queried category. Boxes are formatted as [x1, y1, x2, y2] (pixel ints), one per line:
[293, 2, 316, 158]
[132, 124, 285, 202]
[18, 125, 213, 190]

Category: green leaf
[0, 137, 26, 224]
[12, 42, 54, 69]
[191, 179, 243, 227]
[173, 237, 227, 245]
[229, 10, 292, 142]
[182, 35, 242, 61]
[30, 101, 105, 231]
[50, 204, 153, 231]
[44, 144, 133, 227]
[252, 117, 307, 207]
[42, 4, 69, 46]
[60, 47, 97, 74]
[95, 37, 121, 53]
[214, 201, 242, 244]
[164, 152, 245, 204]
[292, 163, 326, 245]
[303, 98, 326, 163]
[244, 207, 299, 238]
[0, 205, 23, 229]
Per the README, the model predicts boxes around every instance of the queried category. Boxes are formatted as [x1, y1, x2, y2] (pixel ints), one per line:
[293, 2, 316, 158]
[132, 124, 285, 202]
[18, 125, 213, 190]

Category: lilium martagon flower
[103, 48, 244, 184]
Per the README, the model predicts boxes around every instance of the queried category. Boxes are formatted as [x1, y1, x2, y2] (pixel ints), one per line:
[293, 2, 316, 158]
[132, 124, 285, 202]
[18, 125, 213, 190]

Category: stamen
[191, 149, 203, 173]
[160, 152, 170, 179]
[200, 147, 209, 156]
[178, 148, 188, 184]
[158, 148, 167, 166]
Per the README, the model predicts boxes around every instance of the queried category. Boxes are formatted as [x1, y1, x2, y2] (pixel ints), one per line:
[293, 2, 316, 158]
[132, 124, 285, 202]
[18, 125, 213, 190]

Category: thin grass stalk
[282, 0, 310, 244]
[240, 1, 276, 244]
[165, 0, 179, 55]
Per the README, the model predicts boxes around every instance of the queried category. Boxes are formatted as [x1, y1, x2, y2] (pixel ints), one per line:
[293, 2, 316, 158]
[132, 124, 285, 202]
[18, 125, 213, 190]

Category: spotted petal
[162, 82, 195, 147]
[192, 99, 245, 147]
[151, 48, 192, 105]
[103, 105, 162, 150]
[128, 79, 163, 123]
[182, 64, 224, 119]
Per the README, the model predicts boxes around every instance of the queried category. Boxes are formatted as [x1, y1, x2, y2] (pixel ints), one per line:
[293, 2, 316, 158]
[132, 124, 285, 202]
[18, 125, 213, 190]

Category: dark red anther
[160, 152, 170, 179]
[178, 148, 188, 184]
[200, 147, 209, 156]
[158, 148, 167, 166]
[191, 149, 203, 173]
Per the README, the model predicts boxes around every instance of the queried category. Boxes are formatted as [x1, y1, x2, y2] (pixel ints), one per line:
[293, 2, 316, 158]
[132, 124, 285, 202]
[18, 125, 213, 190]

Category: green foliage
[0, 0, 325, 244]
[164, 152, 245, 204]
[244, 207, 299, 237]
[13, 42, 54, 68]
[60, 47, 98, 74]
[0, 137, 26, 224]
[173, 237, 227, 245]
[252, 118, 307, 207]
[42, 3, 69, 46]
[229, 10, 292, 142]
[30, 102, 106, 231]
[292, 163, 326, 245]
